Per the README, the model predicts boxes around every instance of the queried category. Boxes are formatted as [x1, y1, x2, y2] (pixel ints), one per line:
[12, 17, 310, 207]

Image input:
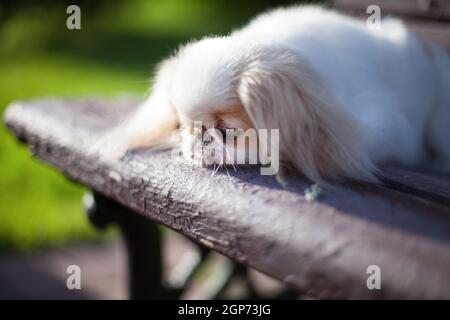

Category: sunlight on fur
[92, 5, 450, 185]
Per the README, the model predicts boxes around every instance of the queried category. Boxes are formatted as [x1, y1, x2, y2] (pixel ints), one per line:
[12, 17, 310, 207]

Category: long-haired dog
[96, 6, 450, 184]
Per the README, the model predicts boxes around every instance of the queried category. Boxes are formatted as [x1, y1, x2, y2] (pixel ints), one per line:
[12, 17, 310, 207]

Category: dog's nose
[203, 138, 213, 146]
[201, 125, 214, 146]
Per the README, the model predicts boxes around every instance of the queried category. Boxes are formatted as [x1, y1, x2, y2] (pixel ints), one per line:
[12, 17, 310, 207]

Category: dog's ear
[95, 56, 180, 159]
[237, 46, 377, 183]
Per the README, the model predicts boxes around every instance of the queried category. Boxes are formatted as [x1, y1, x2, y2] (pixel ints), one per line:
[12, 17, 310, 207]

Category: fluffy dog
[97, 6, 450, 183]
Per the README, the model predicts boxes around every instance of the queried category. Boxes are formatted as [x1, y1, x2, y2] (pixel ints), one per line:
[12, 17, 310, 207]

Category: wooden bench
[3, 1, 450, 299]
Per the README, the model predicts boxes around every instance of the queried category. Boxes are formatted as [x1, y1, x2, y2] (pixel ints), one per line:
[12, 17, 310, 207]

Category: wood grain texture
[3, 98, 450, 299]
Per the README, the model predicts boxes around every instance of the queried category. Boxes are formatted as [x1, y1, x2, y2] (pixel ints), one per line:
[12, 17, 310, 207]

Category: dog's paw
[89, 130, 128, 162]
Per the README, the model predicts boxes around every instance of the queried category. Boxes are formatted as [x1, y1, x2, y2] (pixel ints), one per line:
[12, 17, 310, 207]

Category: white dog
[98, 6, 450, 183]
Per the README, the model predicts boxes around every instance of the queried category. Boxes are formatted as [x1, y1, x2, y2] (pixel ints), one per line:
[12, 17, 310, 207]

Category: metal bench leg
[84, 191, 166, 299]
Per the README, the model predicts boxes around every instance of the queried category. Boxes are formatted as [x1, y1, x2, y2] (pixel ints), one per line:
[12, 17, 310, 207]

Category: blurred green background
[0, 0, 319, 253]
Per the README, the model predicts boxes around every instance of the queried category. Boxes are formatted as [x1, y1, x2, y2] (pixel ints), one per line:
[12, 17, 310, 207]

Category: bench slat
[4, 98, 450, 299]
[382, 166, 450, 206]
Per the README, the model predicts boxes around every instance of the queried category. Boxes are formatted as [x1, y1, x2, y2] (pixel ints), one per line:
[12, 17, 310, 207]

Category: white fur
[97, 5, 450, 183]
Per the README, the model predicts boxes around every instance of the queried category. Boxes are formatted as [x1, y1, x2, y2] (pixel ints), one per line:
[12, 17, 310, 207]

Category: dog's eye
[215, 119, 235, 141]
[217, 127, 227, 136]
[218, 127, 236, 137]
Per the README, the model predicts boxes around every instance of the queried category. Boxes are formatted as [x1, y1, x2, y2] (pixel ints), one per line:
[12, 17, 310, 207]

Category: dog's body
[99, 6, 450, 183]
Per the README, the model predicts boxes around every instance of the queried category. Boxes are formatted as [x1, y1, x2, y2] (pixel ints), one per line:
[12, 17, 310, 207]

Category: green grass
[0, 0, 216, 253]
[0, 0, 305, 253]
[0, 11, 151, 253]
[0, 52, 150, 253]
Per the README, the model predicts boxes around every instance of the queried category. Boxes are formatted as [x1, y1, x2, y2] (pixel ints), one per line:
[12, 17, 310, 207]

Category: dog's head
[137, 36, 376, 183]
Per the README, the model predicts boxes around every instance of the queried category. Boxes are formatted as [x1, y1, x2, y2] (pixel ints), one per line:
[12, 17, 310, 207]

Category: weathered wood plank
[3, 98, 450, 299]
[381, 166, 450, 207]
